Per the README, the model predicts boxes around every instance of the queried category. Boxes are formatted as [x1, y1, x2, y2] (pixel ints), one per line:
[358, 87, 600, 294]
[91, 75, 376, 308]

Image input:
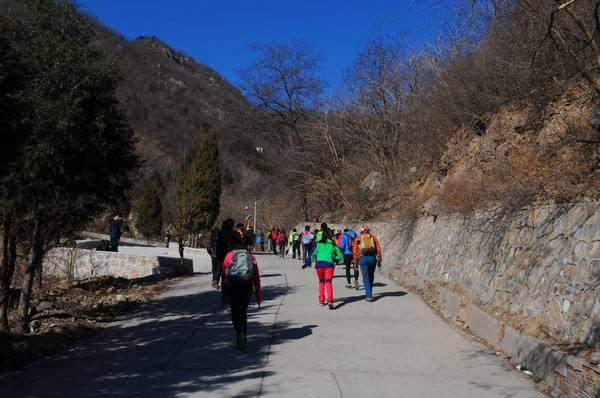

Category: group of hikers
[205, 220, 383, 352]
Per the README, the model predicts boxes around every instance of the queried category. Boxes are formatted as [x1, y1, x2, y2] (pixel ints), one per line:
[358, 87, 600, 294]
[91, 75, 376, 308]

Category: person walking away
[207, 227, 221, 289]
[164, 231, 172, 248]
[300, 226, 314, 269]
[108, 214, 124, 252]
[311, 229, 343, 309]
[255, 231, 265, 252]
[276, 229, 287, 258]
[333, 230, 342, 247]
[340, 228, 358, 289]
[289, 228, 300, 259]
[270, 227, 279, 255]
[218, 219, 236, 303]
[353, 225, 382, 302]
[222, 237, 262, 352]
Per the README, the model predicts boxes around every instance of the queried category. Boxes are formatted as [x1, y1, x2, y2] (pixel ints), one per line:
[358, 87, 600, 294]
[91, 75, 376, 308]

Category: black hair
[304, 225, 310, 231]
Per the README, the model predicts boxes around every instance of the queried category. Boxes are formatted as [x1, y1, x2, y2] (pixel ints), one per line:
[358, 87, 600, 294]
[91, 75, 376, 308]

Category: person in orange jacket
[222, 236, 262, 352]
[352, 225, 382, 302]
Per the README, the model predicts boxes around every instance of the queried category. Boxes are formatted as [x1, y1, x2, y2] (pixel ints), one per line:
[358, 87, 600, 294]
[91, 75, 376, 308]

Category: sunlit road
[0, 250, 543, 397]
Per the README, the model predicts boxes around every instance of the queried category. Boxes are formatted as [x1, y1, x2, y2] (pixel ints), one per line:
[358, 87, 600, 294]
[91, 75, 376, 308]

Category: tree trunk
[18, 221, 44, 333]
[0, 219, 13, 330]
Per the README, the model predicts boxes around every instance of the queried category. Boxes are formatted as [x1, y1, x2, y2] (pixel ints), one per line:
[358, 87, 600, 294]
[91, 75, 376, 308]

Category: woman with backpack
[222, 236, 262, 352]
[276, 229, 288, 258]
[352, 225, 383, 302]
[311, 228, 344, 309]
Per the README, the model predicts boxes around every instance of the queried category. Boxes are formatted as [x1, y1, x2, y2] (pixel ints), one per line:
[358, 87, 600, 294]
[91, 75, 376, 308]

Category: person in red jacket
[222, 236, 262, 352]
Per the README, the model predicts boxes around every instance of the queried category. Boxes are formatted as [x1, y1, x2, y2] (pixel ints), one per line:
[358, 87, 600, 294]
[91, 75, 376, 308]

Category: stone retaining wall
[44, 248, 193, 280]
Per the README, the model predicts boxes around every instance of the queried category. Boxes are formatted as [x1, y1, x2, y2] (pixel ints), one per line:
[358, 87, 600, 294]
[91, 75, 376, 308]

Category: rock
[409, 166, 418, 175]
[360, 171, 383, 196]
[29, 320, 40, 334]
[589, 108, 600, 130]
[36, 301, 54, 312]
[585, 324, 600, 348]
[422, 196, 443, 217]
[590, 352, 600, 366]
[106, 287, 115, 294]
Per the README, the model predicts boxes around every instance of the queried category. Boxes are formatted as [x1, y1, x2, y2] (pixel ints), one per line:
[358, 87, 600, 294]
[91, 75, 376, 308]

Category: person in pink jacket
[222, 236, 262, 352]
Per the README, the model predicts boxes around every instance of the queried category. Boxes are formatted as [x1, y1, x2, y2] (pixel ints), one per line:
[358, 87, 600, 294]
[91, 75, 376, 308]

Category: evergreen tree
[0, 0, 139, 331]
[136, 178, 163, 244]
[175, 129, 221, 258]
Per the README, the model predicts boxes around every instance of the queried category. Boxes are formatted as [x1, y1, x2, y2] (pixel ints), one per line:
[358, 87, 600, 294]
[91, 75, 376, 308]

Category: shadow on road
[331, 289, 407, 309]
[0, 277, 313, 398]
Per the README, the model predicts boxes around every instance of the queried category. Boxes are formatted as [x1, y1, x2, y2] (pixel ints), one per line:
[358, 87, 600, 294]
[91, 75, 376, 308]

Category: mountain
[92, 25, 252, 177]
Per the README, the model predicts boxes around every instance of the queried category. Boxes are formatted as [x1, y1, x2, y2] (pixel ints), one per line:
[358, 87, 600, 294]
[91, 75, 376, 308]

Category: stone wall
[44, 248, 193, 280]
[314, 202, 599, 347]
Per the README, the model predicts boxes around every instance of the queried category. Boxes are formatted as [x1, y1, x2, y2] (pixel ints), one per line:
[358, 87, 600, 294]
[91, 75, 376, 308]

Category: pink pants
[316, 267, 334, 303]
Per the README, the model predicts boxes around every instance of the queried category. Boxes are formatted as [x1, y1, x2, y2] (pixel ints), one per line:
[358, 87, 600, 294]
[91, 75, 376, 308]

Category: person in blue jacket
[339, 228, 358, 289]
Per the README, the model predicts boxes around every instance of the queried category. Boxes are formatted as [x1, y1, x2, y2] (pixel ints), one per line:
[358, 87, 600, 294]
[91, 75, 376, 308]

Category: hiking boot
[345, 283, 352, 288]
[320, 301, 327, 306]
[365, 297, 374, 302]
[237, 333, 247, 352]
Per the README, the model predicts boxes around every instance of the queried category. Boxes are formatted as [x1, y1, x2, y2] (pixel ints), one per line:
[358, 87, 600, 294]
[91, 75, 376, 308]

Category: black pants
[228, 278, 254, 335]
[211, 257, 221, 283]
[278, 242, 286, 257]
[110, 238, 119, 252]
[272, 240, 278, 255]
[344, 254, 358, 284]
[292, 242, 300, 258]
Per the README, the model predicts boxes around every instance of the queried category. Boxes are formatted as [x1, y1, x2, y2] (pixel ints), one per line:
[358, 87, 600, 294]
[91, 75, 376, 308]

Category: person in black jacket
[108, 214, 124, 252]
[207, 227, 221, 289]
[218, 218, 236, 302]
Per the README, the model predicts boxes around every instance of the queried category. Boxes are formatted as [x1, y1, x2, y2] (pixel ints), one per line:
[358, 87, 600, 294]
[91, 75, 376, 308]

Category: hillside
[92, 25, 251, 176]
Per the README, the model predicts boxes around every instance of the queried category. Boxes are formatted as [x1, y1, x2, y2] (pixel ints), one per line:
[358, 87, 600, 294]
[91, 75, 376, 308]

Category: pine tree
[136, 178, 163, 244]
[175, 130, 221, 258]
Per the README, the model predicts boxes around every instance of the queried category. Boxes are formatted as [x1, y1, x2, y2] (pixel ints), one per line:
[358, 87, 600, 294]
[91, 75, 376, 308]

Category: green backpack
[228, 250, 255, 280]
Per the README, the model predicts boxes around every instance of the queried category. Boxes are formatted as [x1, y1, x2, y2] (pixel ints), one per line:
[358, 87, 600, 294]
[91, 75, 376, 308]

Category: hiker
[164, 231, 172, 248]
[311, 228, 343, 309]
[333, 229, 343, 247]
[218, 218, 237, 302]
[270, 227, 279, 255]
[276, 229, 287, 258]
[352, 225, 383, 302]
[222, 236, 262, 352]
[108, 214, 124, 252]
[340, 228, 358, 289]
[207, 227, 221, 289]
[289, 228, 301, 259]
[255, 231, 265, 252]
[300, 226, 314, 269]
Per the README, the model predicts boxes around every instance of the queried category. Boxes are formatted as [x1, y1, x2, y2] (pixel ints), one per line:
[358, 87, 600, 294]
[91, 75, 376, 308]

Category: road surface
[0, 250, 544, 397]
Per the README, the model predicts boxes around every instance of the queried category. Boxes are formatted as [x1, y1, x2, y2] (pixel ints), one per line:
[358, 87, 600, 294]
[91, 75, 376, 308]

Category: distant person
[164, 231, 172, 248]
[270, 227, 279, 255]
[255, 231, 265, 252]
[245, 224, 255, 250]
[222, 236, 262, 352]
[300, 226, 314, 268]
[108, 214, 124, 252]
[207, 227, 222, 289]
[218, 218, 236, 302]
[289, 228, 301, 259]
[276, 229, 287, 258]
[353, 225, 383, 302]
[311, 228, 343, 309]
[340, 228, 358, 289]
[332, 229, 342, 247]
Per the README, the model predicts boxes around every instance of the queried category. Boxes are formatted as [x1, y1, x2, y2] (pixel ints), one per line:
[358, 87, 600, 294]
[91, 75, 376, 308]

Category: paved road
[1, 251, 544, 398]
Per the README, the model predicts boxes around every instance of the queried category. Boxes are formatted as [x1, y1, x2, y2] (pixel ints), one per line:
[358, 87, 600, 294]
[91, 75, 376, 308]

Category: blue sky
[79, 0, 457, 90]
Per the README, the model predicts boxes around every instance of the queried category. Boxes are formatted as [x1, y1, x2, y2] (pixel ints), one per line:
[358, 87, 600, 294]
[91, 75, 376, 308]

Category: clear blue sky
[78, 0, 457, 90]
